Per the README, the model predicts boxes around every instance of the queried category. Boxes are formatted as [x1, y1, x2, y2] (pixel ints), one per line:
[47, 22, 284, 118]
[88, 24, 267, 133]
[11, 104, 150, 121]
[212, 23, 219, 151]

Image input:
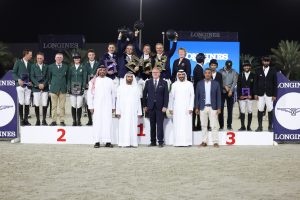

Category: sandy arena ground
[1, 98, 300, 200]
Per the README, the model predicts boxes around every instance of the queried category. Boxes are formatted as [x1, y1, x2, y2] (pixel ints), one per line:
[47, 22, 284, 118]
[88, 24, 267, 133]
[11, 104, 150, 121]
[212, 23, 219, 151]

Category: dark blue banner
[177, 31, 238, 41]
[39, 35, 85, 64]
[0, 70, 18, 138]
[274, 72, 300, 141]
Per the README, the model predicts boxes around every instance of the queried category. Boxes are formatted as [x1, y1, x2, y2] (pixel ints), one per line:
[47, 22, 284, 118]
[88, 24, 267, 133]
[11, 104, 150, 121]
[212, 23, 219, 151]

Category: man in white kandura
[116, 72, 142, 147]
[169, 70, 194, 146]
[87, 65, 116, 148]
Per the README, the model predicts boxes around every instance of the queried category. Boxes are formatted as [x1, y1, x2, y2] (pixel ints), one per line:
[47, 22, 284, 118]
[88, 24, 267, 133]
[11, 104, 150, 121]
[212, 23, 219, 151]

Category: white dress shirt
[205, 80, 212, 105]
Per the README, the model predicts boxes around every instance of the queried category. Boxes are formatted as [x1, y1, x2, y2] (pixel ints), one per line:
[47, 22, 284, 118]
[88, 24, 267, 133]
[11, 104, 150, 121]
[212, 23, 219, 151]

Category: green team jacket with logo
[12, 59, 32, 87]
[30, 63, 49, 92]
[48, 63, 69, 94]
[68, 64, 87, 95]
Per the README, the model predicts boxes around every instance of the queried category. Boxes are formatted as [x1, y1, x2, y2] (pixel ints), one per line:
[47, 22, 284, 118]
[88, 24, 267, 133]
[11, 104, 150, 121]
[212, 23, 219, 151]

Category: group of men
[12, 31, 277, 148]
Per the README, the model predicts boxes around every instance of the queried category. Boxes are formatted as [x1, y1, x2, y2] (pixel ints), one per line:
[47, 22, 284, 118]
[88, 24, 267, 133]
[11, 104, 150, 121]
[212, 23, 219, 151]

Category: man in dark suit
[209, 59, 223, 130]
[253, 56, 277, 132]
[171, 48, 191, 82]
[153, 35, 177, 80]
[100, 44, 118, 80]
[143, 67, 169, 147]
[237, 60, 255, 131]
[195, 68, 221, 147]
[192, 53, 206, 131]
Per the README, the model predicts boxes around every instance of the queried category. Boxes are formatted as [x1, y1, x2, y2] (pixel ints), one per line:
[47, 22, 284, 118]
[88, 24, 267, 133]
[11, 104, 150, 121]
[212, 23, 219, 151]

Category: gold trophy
[155, 55, 167, 71]
[125, 55, 141, 73]
[139, 58, 152, 75]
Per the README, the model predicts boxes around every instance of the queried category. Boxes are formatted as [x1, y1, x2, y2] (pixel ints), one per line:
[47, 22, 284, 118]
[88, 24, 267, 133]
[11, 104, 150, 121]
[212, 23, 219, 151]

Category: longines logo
[0, 91, 16, 127]
[0, 105, 13, 111]
[275, 92, 300, 130]
[190, 32, 221, 40]
[43, 42, 79, 49]
[277, 108, 300, 116]
[186, 52, 229, 64]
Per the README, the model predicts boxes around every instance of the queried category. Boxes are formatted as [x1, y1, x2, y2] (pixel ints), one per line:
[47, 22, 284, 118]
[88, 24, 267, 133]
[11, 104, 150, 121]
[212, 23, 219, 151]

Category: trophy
[125, 55, 140, 73]
[104, 59, 118, 75]
[155, 55, 168, 71]
[118, 26, 134, 41]
[71, 82, 82, 95]
[35, 75, 44, 89]
[242, 88, 250, 97]
[166, 29, 178, 41]
[21, 73, 29, 87]
[139, 58, 152, 74]
[134, 20, 144, 31]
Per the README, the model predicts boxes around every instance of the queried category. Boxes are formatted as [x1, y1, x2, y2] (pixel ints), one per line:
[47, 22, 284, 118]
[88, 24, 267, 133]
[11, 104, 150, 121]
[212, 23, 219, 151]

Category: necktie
[154, 80, 157, 90]
[58, 65, 61, 69]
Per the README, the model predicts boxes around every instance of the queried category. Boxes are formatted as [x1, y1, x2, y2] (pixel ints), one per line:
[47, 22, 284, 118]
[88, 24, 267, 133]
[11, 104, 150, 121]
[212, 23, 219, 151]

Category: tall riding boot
[77, 107, 82, 126]
[35, 106, 40, 126]
[72, 107, 77, 126]
[255, 111, 263, 132]
[86, 109, 93, 125]
[268, 111, 273, 132]
[24, 105, 31, 126]
[238, 113, 246, 131]
[42, 106, 48, 125]
[247, 113, 252, 131]
[19, 104, 24, 126]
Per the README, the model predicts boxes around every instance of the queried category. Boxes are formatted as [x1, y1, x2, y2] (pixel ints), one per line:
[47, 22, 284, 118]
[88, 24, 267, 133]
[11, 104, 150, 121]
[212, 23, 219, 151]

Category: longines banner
[39, 35, 85, 64]
[177, 31, 238, 41]
[0, 70, 18, 138]
[274, 72, 300, 141]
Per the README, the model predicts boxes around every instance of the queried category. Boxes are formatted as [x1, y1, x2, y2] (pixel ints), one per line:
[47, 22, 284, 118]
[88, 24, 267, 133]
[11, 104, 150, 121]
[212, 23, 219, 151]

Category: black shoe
[94, 142, 100, 148]
[86, 121, 93, 126]
[219, 127, 224, 131]
[23, 121, 31, 126]
[35, 120, 41, 126]
[247, 127, 252, 131]
[208, 127, 212, 131]
[148, 143, 157, 147]
[77, 121, 82, 126]
[255, 127, 263, 132]
[268, 127, 273, 132]
[238, 127, 246, 131]
[20, 120, 25, 126]
[42, 120, 48, 126]
[105, 143, 113, 148]
[50, 122, 57, 126]
[60, 122, 66, 126]
[72, 121, 77, 126]
[158, 144, 164, 148]
[227, 126, 233, 130]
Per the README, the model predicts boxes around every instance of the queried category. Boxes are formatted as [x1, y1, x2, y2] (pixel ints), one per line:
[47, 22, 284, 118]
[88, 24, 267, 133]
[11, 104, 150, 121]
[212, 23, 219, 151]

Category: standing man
[154, 34, 177, 82]
[30, 52, 48, 126]
[87, 65, 116, 148]
[195, 68, 221, 147]
[101, 43, 118, 80]
[237, 61, 255, 131]
[48, 53, 68, 126]
[209, 59, 223, 130]
[12, 49, 33, 126]
[192, 53, 206, 131]
[169, 70, 194, 146]
[143, 67, 169, 147]
[254, 56, 277, 132]
[68, 52, 86, 126]
[171, 48, 191, 82]
[219, 60, 238, 130]
[84, 49, 100, 126]
[116, 72, 142, 147]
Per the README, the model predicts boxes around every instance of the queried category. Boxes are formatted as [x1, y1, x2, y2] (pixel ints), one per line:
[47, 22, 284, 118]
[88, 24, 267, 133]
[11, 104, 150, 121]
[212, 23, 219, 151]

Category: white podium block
[20, 118, 274, 145]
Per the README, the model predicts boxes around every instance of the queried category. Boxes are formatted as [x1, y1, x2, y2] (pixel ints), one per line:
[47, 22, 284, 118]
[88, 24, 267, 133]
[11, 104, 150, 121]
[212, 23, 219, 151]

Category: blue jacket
[143, 78, 169, 110]
[195, 79, 221, 110]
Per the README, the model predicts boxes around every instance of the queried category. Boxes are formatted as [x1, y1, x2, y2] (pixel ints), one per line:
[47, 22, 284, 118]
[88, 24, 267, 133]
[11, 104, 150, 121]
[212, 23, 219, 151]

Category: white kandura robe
[87, 76, 116, 143]
[169, 76, 194, 146]
[116, 80, 142, 147]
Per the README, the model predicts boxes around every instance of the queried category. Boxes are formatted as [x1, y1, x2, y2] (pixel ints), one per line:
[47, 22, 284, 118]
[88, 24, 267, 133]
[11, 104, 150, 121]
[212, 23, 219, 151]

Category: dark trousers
[219, 93, 234, 128]
[148, 103, 164, 144]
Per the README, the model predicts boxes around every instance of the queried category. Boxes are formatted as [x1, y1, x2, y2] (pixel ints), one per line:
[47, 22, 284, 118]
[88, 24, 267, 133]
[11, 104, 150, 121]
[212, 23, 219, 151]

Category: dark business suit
[100, 53, 118, 80]
[212, 71, 224, 128]
[253, 67, 277, 97]
[143, 78, 169, 145]
[171, 58, 191, 82]
[192, 64, 204, 131]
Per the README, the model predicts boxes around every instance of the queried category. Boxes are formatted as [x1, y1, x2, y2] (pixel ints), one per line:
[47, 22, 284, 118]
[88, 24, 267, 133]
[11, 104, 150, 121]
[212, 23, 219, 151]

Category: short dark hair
[22, 49, 32, 57]
[143, 44, 151, 49]
[205, 68, 212, 72]
[36, 52, 44, 57]
[107, 43, 116, 47]
[87, 49, 95, 54]
[55, 52, 64, 57]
